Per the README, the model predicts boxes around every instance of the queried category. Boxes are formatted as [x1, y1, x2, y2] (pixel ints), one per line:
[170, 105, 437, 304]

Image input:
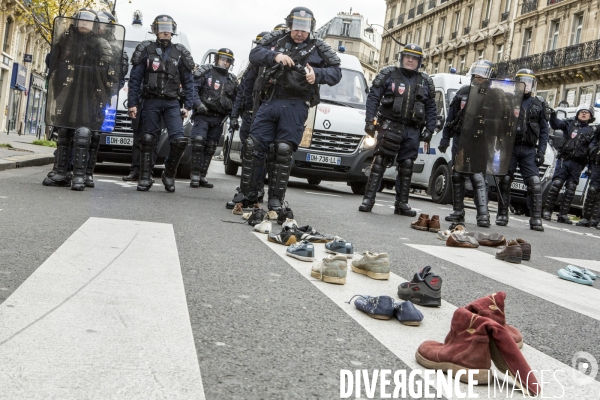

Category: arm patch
[131, 40, 152, 65]
[175, 43, 195, 71]
[314, 39, 341, 66]
[372, 66, 397, 88]
[193, 63, 212, 79]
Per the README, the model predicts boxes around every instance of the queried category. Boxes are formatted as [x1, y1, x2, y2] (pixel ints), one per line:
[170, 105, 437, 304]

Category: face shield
[74, 11, 97, 32]
[156, 21, 176, 34]
[469, 63, 493, 79]
[289, 11, 313, 32]
[516, 74, 536, 94]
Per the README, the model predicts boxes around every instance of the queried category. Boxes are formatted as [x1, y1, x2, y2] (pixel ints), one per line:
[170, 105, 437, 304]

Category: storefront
[25, 73, 46, 136]
[6, 63, 27, 134]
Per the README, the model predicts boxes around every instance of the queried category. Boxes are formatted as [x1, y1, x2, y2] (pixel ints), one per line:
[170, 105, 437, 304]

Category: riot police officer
[127, 15, 195, 192]
[577, 140, 600, 228]
[438, 60, 497, 227]
[543, 104, 596, 223]
[190, 48, 238, 188]
[359, 44, 437, 214]
[495, 69, 549, 231]
[237, 7, 342, 211]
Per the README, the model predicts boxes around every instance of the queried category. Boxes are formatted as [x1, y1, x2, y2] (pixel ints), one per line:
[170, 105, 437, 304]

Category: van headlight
[361, 135, 376, 150]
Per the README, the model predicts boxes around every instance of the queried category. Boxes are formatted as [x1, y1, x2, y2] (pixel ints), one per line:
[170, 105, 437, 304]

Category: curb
[0, 154, 55, 172]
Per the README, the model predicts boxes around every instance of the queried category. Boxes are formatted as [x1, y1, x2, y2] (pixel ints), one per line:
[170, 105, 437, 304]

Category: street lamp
[365, 24, 405, 47]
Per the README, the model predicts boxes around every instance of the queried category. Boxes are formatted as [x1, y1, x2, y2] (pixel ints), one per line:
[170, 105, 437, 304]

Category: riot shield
[45, 17, 125, 132]
[454, 78, 524, 175]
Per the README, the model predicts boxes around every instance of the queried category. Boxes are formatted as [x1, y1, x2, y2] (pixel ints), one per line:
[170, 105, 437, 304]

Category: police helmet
[215, 48, 235, 70]
[254, 31, 270, 44]
[515, 68, 537, 94]
[151, 15, 177, 35]
[398, 43, 424, 71]
[286, 7, 316, 33]
[273, 23, 288, 31]
[575, 103, 595, 123]
[468, 60, 496, 79]
[72, 8, 98, 31]
[97, 10, 116, 24]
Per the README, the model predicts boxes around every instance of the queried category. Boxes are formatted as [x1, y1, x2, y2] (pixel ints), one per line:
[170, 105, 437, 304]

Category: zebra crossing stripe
[0, 217, 205, 399]
[255, 233, 600, 398]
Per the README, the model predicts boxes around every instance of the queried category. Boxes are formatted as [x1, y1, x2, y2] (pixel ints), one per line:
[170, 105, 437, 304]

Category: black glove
[438, 143, 448, 153]
[364, 122, 376, 137]
[535, 152, 545, 167]
[230, 117, 240, 131]
[194, 103, 208, 115]
[420, 129, 433, 143]
[550, 110, 557, 120]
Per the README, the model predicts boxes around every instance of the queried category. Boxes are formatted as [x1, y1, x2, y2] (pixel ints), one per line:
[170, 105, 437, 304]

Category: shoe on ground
[465, 232, 506, 247]
[351, 251, 390, 280]
[394, 202, 417, 217]
[446, 232, 479, 248]
[282, 218, 298, 229]
[515, 238, 531, 261]
[410, 213, 430, 231]
[393, 301, 424, 326]
[349, 295, 394, 320]
[266, 210, 278, 220]
[437, 223, 466, 241]
[325, 237, 354, 258]
[566, 265, 596, 280]
[311, 255, 348, 284]
[476, 216, 491, 228]
[268, 197, 282, 211]
[268, 226, 298, 246]
[428, 215, 441, 232]
[286, 240, 315, 262]
[296, 225, 334, 243]
[445, 210, 465, 223]
[248, 208, 267, 227]
[254, 220, 272, 234]
[557, 266, 593, 286]
[556, 214, 572, 224]
[495, 240, 523, 263]
[277, 202, 294, 225]
[122, 172, 139, 181]
[242, 212, 251, 220]
[232, 203, 244, 215]
[576, 218, 591, 227]
[397, 266, 442, 307]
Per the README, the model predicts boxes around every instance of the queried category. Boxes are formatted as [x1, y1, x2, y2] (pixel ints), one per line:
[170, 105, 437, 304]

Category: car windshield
[123, 40, 139, 79]
[319, 69, 367, 109]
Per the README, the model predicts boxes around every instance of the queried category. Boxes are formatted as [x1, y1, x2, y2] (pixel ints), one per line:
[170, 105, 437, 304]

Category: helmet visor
[289, 11, 313, 32]
[74, 11, 96, 29]
[516, 74, 536, 94]
[155, 19, 176, 34]
[469, 64, 493, 79]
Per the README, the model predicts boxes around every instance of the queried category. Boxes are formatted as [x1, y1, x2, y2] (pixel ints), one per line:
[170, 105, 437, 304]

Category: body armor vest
[560, 123, 595, 163]
[516, 96, 543, 147]
[142, 42, 182, 99]
[200, 68, 234, 115]
[378, 68, 426, 127]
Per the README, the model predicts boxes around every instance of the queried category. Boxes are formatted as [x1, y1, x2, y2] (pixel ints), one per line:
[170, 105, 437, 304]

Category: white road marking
[408, 244, 600, 322]
[304, 191, 342, 197]
[0, 217, 205, 399]
[547, 257, 600, 274]
[255, 233, 599, 398]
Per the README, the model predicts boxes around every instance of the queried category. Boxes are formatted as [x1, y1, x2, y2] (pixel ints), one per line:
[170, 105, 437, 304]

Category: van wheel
[350, 182, 367, 195]
[307, 178, 321, 185]
[430, 164, 452, 204]
[224, 158, 239, 176]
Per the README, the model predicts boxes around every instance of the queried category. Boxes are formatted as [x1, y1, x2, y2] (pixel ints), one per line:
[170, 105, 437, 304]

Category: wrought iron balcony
[397, 13, 405, 25]
[408, 8, 415, 19]
[521, 0, 538, 14]
[437, 36, 443, 45]
[495, 38, 600, 78]
[501, 11, 509, 21]
[547, 0, 564, 5]
[429, 0, 436, 9]
[464, 26, 470, 35]
[417, 3, 424, 15]
[451, 31, 457, 39]
[481, 19, 489, 29]
[387, 19, 394, 29]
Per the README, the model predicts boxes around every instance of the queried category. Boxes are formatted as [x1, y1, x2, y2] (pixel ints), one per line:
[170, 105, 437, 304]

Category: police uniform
[127, 15, 195, 192]
[495, 69, 549, 231]
[239, 8, 342, 211]
[190, 52, 238, 188]
[359, 44, 437, 215]
[231, 63, 258, 151]
[576, 124, 600, 228]
[543, 105, 596, 224]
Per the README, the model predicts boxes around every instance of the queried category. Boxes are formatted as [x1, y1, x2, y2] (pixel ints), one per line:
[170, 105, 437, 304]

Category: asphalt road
[1, 162, 599, 399]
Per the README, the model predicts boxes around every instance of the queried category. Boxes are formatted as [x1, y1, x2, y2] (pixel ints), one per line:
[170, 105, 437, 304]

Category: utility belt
[513, 138, 535, 148]
[143, 93, 178, 100]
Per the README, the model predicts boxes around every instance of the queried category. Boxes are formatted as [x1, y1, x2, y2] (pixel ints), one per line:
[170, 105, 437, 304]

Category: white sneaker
[254, 220, 272, 234]
[242, 212, 251, 220]
[282, 218, 298, 229]
[266, 210, 278, 220]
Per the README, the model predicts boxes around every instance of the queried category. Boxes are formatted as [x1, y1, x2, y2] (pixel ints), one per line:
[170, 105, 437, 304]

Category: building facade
[314, 11, 382, 84]
[380, 0, 600, 107]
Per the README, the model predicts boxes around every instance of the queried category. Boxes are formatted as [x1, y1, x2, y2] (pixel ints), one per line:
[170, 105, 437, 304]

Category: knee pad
[565, 181, 577, 192]
[370, 155, 386, 175]
[274, 141, 293, 164]
[551, 178, 564, 190]
[73, 127, 91, 146]
[191, 135, 206, 152]
[527, 175, 541, 191]
[90, 131, 101, 146]
[244, 135, 265, 160]
[140, 133, 156, 151]
[397, 159, 413, 176]
[172, 136, 189, 149]
[205, 140, 218, 155]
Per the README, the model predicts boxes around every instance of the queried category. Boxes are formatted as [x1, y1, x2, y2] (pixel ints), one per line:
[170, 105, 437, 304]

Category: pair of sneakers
[286, 236, 354, 262]
[348, 295, 424, 326]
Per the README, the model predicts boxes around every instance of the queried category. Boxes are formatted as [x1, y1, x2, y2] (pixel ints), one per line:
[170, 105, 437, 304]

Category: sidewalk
[0, 134, 55, 172]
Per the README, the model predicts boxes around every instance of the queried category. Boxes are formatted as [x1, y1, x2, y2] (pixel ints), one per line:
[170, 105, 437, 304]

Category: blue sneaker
[393, 301, 424, 326]
[325, 237, 354, 258]
[348, 295, 394, 320]
[286, 240, 315, 262]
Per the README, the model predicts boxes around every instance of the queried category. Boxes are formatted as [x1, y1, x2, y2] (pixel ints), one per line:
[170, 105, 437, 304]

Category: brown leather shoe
[428, 215, 441, 232]
[465, 231, 507, 247]
[232, 203, 244, 215]
[495, 240, 523, 263]
[515, 238, 531, 261]
[410, 213, 430, 231]
[446, 232, 479, 248]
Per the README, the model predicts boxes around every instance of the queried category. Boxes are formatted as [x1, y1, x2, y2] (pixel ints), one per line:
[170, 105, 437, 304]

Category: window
[407, 33, 413, 44]
[571, 14, 583, 45]
[341, 21, 351, 36]
[459, 55, 466, 72]
[467, 6, 474, 27]
[415, 29, 421, 46]
[453, 11, 461, 33]
[384, 41, 391, 63]
[400, 0, 407, 14]
[439, 17, 446, 37]
[435, 91, 446, 119]
[484, 0, 493, 21]
[3, 17, 13, 53]
[521, 28, 532, 57]
[478, 50, 484, 60]
[434, 62, 439, 74]
[426, 24, 433, 43]
[565, 88, 576, 107]
[579, 86, 593, 106]
[390, 5, 397, 20]
[338, 40, 344, 50]
[447, 58, 453, 71]
[496, 44, 504, 62]
[547, 20, 560, 50]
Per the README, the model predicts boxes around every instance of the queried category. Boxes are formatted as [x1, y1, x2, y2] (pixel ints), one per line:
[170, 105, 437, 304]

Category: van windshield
[447, 89, 458, 105]
[123, 40, 140, 79]
[319, 69, 367, 109]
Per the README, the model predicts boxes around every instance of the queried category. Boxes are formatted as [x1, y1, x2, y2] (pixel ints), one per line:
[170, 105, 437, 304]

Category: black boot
[84, 131, 100, 188]
[137, 134, 156, 191]
[446, 171, 465, 222]
[189, 136, 204, 188]
[590, 195, 600, 227]
[359, 156, 385, 212]
[394, 159, 417, 217]
[267, 142, 293, 211]
[239, 136, 265, 204]
[556, 181, 576, 224]
[472, 173, 490, 227]
[577, 185, 599, 227]
[495, 175, 512, 226]
[123, 170, 140, 181]
[162, 137, 189, 193]
[528, 176, 544, 231]
[71, 127, 92, 191]
[542, 178, 563, 220]
[198, 140, 217, 188]
[43, 129, 72, 187]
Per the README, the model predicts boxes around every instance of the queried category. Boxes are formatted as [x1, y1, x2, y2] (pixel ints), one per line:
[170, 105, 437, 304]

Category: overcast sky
[114, 0, 386, 74]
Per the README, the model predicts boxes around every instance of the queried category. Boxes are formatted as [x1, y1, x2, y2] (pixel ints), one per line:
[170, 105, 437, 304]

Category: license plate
[106, 136, 133, 146]
[306, 153, 341, 165]
[511, 182, 527, 191]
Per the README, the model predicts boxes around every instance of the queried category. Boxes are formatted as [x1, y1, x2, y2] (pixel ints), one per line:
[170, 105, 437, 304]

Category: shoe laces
[345, 294, 368, 304]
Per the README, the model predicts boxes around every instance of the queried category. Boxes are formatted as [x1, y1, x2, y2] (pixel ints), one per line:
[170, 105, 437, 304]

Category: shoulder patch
[193, 63, 212, 79]
[131, 40, 152, 65]
[175, 43, 195, 71]
[372, 66, 397, 88]
[315, 39, 341, 66]
[257, 30, 286, 47]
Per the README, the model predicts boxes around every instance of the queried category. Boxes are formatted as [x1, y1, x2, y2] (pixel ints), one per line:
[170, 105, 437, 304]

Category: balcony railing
[437, 36, 443, 45]
[547, 0, 564, 4]
[397, 13, 405, 25]
[417, 2, 424, 15]
[501, 11, 509, 21]
[408, 8, 415, 19]
[481, 19, 489, 29]
[429, 0, 436, 9]
[451, 31, 457, 39]
[521, 0, 538, 14]
[496, 38, 600, 78]
[387, 19, 394, 29]
[464, 26, 471, 35]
